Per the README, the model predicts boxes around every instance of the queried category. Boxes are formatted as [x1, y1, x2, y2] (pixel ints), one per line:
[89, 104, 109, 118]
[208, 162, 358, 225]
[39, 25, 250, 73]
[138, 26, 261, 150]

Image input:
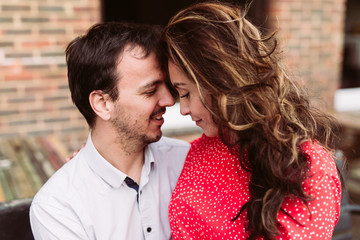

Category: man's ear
[89, 90, 114, 121]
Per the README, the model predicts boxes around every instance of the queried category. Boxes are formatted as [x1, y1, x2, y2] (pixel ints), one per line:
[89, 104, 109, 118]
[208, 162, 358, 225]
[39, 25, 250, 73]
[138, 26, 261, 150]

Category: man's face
[110, 46, 175, 148]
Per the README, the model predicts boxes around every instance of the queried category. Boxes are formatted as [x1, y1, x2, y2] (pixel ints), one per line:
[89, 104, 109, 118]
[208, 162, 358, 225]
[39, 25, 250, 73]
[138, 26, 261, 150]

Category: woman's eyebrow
[173, 82, 187, 88]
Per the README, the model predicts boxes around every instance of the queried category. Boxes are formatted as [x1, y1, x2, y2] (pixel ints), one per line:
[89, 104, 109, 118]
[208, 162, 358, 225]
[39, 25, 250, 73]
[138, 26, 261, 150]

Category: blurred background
[0, 0, 360, 239]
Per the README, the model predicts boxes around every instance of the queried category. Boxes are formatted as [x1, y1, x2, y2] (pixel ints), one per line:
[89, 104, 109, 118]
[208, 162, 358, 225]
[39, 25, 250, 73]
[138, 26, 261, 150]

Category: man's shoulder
[32, 153, 90, 204]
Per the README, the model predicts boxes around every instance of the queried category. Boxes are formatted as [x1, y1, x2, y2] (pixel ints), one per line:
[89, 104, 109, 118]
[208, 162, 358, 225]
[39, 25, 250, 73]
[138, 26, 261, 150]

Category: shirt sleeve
[30, 201, 89, 239]
[277, 143, 341, 239]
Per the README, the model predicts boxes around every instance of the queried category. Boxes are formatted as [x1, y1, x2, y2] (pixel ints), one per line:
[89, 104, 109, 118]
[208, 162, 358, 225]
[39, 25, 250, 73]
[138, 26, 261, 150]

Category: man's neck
[91, 128, 146, 184]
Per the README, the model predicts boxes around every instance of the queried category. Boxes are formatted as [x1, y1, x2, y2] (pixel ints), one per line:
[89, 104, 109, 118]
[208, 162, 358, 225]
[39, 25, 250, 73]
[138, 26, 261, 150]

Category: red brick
[4, 72, 35, 81]
[21, 41, 51, 48]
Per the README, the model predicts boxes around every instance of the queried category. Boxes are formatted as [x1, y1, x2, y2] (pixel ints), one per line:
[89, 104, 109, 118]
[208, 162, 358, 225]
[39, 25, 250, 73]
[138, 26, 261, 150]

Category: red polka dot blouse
[169, 134, 341, 239]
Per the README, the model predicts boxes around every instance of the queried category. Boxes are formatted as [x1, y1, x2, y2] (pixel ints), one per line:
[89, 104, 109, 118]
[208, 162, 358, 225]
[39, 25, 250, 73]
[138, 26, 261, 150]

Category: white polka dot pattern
[168, 135, 341, 239]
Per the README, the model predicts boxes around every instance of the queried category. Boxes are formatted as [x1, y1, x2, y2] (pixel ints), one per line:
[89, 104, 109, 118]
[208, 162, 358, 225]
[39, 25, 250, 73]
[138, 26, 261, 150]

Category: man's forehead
[115, 45, 165, 90]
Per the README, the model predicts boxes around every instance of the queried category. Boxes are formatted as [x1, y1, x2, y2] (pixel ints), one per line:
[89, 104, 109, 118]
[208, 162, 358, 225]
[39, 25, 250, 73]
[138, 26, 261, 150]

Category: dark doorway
[101, 0, 269, 28]
[341, 0, 360, 89]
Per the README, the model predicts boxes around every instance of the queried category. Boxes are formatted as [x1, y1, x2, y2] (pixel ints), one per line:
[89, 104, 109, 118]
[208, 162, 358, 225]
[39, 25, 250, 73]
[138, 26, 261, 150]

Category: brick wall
[0, 0, 100, 148]
[0, 0, 348, 149]
[268, 0, 346, 110]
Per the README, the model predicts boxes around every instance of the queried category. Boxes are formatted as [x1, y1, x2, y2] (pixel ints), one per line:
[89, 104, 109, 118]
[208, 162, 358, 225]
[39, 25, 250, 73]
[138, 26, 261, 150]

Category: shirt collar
[83, 132, 154, 188]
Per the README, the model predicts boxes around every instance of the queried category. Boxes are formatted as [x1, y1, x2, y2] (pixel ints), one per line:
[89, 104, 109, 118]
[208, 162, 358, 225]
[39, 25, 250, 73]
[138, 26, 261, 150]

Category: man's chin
[144, 131, 162, 144]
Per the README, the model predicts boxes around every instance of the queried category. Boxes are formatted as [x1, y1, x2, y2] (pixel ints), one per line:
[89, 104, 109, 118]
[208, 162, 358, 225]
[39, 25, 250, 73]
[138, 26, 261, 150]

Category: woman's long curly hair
[164, 1, 339, 239]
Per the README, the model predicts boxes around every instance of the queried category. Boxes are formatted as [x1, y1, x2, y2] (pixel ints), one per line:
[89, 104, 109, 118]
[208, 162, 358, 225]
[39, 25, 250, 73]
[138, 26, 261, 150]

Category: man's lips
[150, 108, 166, 119]
[151, 110, 166, 124]
[152, 114, 164, 120]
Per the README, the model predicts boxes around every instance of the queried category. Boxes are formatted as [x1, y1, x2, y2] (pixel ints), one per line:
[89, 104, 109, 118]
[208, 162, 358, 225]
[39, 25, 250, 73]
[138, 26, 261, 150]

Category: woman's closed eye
[180, 92, 189, 98]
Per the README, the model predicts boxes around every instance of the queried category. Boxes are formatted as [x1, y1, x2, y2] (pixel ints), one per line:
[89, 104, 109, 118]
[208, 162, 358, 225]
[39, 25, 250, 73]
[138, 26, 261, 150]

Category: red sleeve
[277, 142, 341, 239]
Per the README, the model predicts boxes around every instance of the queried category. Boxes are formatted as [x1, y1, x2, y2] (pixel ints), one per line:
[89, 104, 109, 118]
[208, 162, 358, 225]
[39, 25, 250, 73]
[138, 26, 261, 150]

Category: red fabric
[169, 134, 341, 239]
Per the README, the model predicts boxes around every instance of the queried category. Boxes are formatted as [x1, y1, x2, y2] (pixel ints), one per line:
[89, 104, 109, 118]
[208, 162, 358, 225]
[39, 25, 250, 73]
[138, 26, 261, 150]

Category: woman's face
[168, 60, 219, 137]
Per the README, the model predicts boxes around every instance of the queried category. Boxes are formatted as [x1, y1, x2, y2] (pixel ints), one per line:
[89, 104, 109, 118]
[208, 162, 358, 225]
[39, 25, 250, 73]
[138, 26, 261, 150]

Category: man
[30, 22, 190, 239]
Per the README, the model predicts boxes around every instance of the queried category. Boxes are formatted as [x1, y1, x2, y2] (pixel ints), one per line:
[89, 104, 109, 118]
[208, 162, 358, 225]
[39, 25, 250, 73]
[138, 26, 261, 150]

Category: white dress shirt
[30, 133, 190, 240]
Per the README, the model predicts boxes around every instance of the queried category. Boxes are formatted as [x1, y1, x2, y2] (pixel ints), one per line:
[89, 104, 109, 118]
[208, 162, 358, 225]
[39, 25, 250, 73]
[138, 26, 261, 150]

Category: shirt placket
[138, 161, 156, 240]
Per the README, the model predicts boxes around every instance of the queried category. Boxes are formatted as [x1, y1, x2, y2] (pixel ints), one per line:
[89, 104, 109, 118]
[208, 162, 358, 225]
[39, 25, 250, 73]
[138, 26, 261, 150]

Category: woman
[164, 1, 341, 239]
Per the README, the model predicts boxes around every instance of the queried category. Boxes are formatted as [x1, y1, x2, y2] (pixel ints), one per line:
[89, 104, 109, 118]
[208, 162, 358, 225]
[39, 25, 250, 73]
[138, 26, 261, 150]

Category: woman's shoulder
[299, 141, 341, 200]
[300, 141, 338, 176]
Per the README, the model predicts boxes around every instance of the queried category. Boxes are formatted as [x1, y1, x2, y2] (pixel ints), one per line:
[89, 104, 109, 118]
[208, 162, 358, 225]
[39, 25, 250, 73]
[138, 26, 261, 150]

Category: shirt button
[147, 227, 152, 232]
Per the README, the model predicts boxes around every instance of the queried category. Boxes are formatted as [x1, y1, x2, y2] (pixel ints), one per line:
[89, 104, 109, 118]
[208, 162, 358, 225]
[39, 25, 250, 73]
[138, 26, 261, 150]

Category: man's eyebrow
[137, 80, 162, 92]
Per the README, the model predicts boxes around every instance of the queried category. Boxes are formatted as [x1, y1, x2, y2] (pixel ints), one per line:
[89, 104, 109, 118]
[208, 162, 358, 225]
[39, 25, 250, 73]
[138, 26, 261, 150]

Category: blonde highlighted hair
[164, 1, 339, 239]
